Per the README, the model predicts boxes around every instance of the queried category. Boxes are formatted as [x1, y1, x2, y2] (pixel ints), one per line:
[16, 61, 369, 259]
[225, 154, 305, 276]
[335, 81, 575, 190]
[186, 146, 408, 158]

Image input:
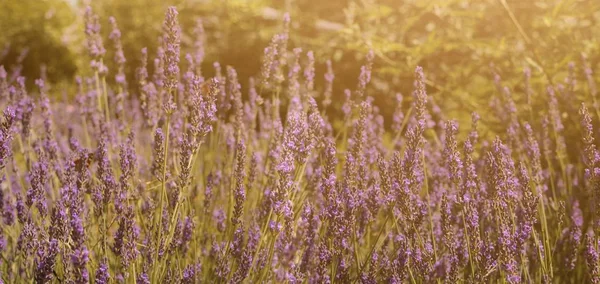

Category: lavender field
[1, 1, 600, 283]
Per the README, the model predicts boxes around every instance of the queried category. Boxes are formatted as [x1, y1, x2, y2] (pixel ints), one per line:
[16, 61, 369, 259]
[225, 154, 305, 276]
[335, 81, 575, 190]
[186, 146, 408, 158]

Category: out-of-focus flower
[163, 6, 181, 93]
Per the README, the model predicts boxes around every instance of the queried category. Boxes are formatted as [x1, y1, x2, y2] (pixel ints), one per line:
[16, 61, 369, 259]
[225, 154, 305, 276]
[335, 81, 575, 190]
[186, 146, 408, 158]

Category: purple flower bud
[95, 259, 110, 284]
[182, 262, 201, 284]
[71, 247, 90, 284]
[585, 232, 600, 283]
[151, 128, 165, 181]
[84, 7, 107, 73]
[112, 206, 139, 268]
[193, 18, 206, 74]
[137, 272, 150, 284]
[163, 7, 181, 92]
[232, 141, 246, 227]
[0, 106, 16, 170]
[356, 50, 375, 98]
[304, 50, 315, 91]
[34, 239, 59, 283]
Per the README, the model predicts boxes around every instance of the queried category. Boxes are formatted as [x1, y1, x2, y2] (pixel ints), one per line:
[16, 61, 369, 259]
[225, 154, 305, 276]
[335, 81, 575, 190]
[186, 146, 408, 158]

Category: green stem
[102, 73, 110, 122]
[153, 113, 171, 282]
[352, 226, 361, 276]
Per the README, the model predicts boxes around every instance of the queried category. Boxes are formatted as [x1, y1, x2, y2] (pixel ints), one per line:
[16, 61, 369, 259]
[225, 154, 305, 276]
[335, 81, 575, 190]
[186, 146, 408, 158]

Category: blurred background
[1, 0, 599, 132]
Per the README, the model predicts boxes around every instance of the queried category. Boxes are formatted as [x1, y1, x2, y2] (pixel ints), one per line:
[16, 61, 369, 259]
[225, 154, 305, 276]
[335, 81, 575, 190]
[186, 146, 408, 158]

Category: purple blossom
[137, 272, 150, 284]
[181, 262, 201, 284]
[95, 260, 110, 284]
[193, 18, 206, 75]
[304, 50, 315, 92]
[283, 110, 311, 164]
[34, 239, 59, 284]
[356, 50, 375, 98]
[443, 120, 462, 187]
[0, 8, 594, 283]
[112, 206, 139, 267]
[232, 140, 246, 227]
[71, 247, 90, 284]
[586, 232, 600, 283]
[109, 17, 127, 81]
[84, 7, 107, 74]
[0, 106, 16, 170]
[163, 6, 181, 92]
[151, 128, 165, 181]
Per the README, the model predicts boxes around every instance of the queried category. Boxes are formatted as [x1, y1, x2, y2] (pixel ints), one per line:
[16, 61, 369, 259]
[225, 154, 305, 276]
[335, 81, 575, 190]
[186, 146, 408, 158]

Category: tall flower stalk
[0, 5, 599, 284]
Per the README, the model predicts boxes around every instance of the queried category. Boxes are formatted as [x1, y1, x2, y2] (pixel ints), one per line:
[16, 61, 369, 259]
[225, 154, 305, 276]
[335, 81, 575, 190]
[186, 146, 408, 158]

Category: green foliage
[91, 0, 277, 90]
[4, 0, 600, 133]
[284, 0, 600, 129]
[0, 0, 77, 85]
[2, 2, 600, 282]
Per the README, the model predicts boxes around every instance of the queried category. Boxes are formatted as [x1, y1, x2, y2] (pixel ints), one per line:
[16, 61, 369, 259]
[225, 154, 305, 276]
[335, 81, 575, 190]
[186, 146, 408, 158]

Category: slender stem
[102, 73, 110, 123]
[358, 215, 389, 276]
[94, 71, 103, 115]
[352, 226, 361, 276]
[153, 112, 171, 282]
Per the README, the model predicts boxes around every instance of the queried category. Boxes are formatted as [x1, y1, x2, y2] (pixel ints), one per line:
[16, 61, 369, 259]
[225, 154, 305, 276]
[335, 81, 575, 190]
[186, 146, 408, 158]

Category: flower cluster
[0, 5, 599, 284]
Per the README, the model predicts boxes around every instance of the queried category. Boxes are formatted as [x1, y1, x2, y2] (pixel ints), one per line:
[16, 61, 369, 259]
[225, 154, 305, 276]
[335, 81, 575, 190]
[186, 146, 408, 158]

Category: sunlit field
[1, 1, 600, 283]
